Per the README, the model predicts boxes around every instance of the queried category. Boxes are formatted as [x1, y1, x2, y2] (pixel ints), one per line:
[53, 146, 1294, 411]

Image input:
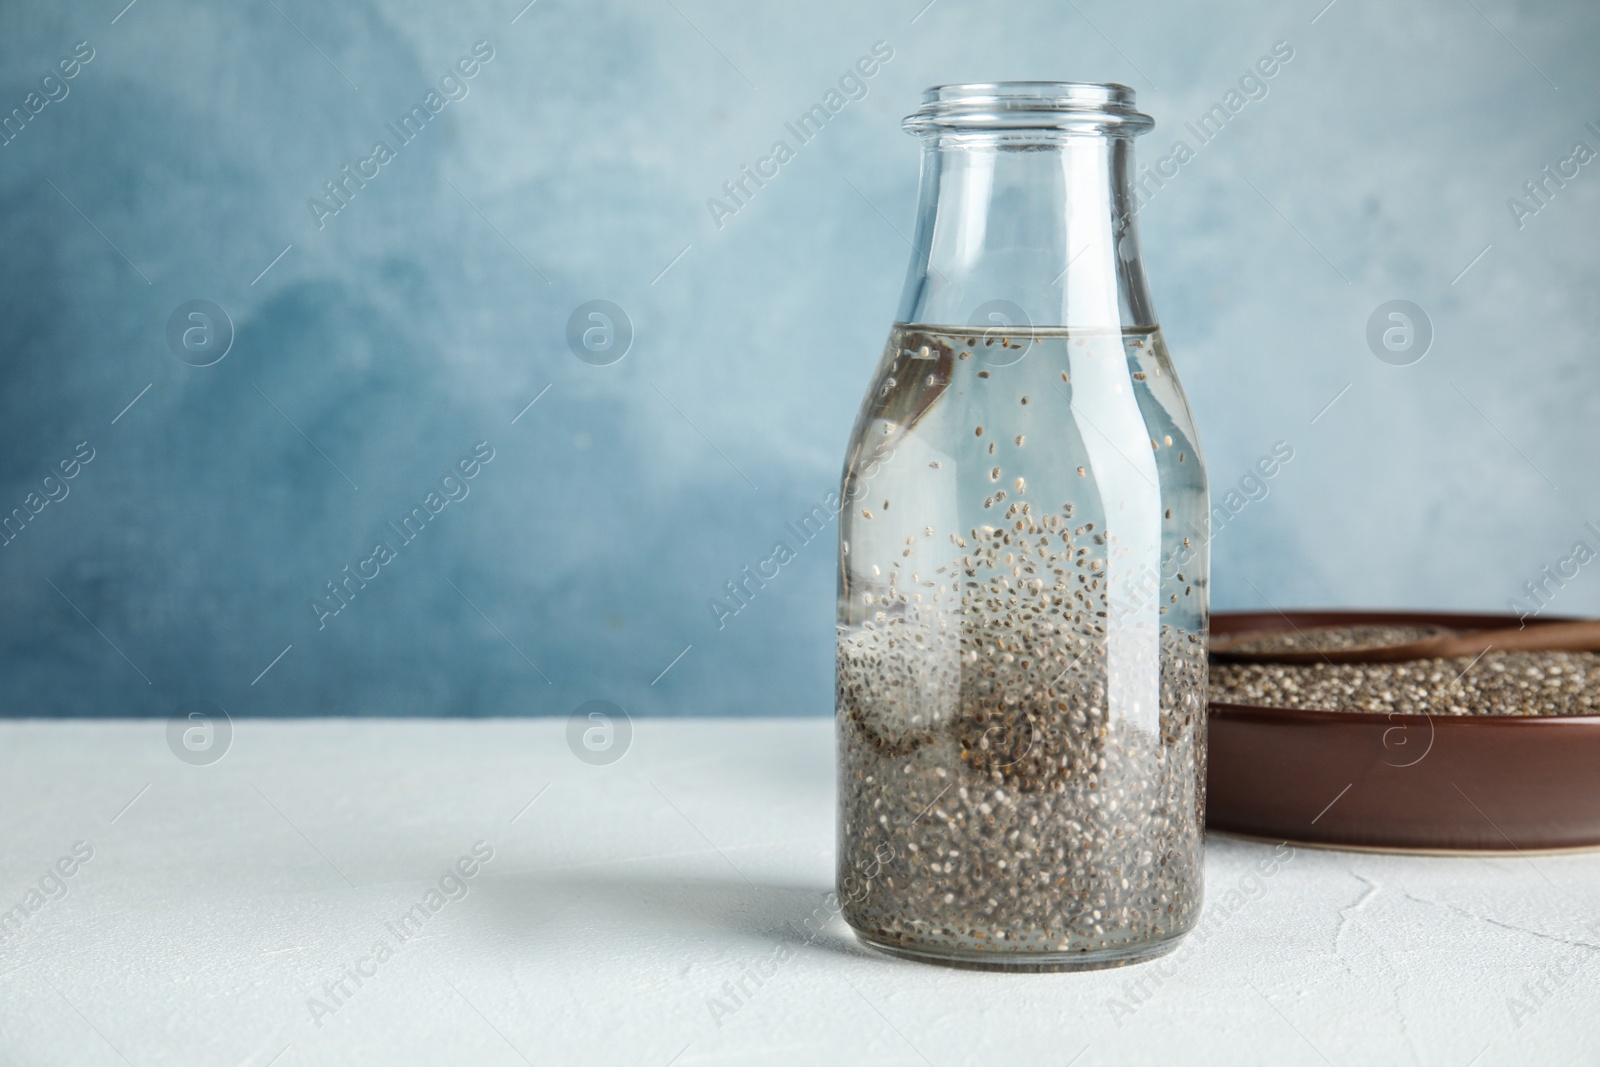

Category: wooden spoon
[1210, 619, 1600, 665]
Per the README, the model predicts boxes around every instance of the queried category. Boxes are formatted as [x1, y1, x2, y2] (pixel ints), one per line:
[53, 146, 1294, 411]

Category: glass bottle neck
[895, 135, 1156, 332]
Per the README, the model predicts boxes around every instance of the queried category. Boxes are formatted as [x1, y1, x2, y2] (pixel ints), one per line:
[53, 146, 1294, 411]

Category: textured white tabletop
[0, 719, 1595, 1066]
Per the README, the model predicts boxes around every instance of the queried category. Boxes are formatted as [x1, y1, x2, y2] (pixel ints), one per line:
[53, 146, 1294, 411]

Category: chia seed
[1212, 644, 1600, 717]
[838, 504, 1206, 968]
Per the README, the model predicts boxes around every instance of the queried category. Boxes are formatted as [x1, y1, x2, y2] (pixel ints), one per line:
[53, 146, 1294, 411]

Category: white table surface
[0, 719, 1595, 1066]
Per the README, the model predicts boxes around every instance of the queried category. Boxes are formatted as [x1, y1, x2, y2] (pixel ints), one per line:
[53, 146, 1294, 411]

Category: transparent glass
[835, 83, 1209, 971]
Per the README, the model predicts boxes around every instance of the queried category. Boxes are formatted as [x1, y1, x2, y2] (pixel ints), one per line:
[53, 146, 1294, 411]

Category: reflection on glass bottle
[836, 83, 1208, 970]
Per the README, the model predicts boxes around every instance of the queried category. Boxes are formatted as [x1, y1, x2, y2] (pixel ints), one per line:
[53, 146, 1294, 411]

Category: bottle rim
[903, 81, 1154, 136]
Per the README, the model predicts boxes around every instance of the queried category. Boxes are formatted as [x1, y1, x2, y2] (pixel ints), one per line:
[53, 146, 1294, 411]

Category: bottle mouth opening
[903, 82, 1153, 136]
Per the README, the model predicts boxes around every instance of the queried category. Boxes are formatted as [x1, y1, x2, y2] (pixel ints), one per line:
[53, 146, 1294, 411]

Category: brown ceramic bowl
[1206, 610, 1600, 853]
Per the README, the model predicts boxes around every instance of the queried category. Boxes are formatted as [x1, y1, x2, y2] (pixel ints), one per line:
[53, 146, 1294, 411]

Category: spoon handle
[1212, 618, 1600, 664]
[1423, 619, 1600, 658]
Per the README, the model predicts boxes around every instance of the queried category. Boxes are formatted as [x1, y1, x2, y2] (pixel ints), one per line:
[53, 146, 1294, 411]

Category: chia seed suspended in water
[837, 323, 1208, 971]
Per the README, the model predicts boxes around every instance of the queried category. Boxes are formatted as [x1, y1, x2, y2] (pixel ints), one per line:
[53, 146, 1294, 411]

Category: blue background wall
[2, 0, 1598, 717]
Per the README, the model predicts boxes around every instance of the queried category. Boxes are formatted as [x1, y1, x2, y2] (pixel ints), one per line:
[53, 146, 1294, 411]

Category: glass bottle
[835, 83, 1208, 970]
